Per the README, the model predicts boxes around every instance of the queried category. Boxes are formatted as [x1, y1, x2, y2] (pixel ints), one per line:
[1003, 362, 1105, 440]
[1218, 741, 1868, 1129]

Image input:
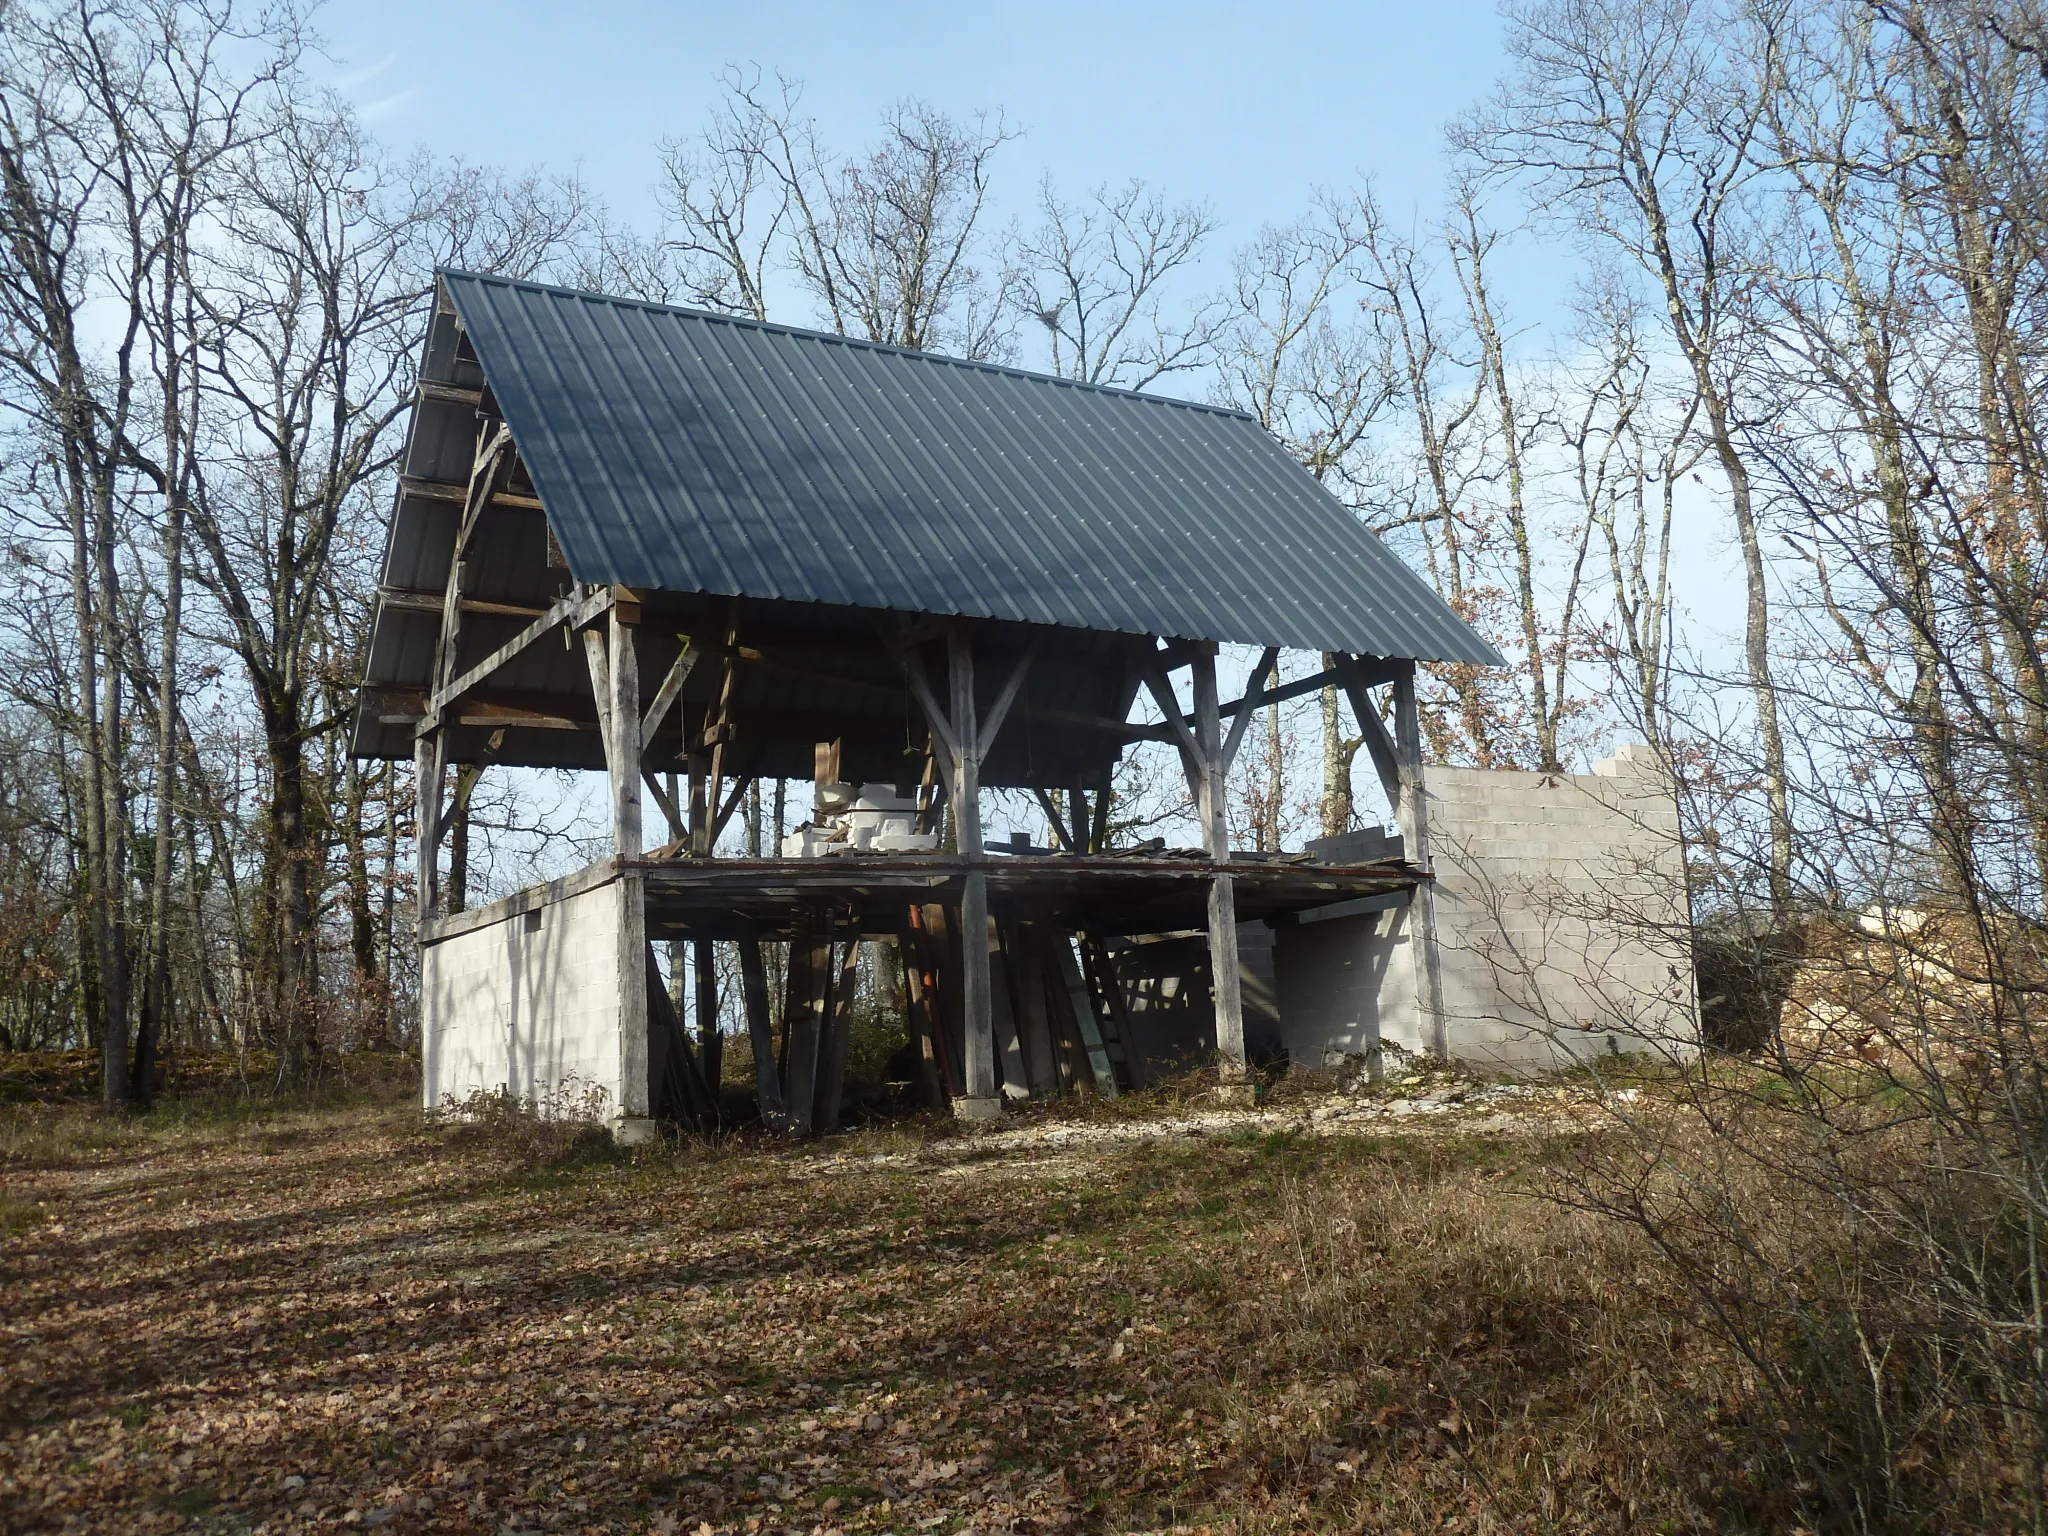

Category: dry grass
[0, 1055, 2018, 1533]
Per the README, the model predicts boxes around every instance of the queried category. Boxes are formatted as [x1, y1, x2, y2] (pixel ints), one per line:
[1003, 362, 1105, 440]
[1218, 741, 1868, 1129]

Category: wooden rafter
[398, 472, 547, 512]
[422, 584, 615, 730]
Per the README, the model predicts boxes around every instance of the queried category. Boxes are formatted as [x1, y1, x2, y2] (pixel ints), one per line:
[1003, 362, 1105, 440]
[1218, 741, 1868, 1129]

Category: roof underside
[436, 271, 1501, 663]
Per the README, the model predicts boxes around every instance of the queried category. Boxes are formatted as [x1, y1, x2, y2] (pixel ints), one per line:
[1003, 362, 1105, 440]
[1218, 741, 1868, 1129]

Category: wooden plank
[646, 944, 713, 1121]
[1054, 936, 1119, 1097]
[398, 472, 545, 512]
[418, 380, 482, 407]
[1219, 645, 1280, 776]
[1079, 938, 1140, 1090]
[694, 938, 722, 1104]
[782, 917, 831, 1134]
[988, 919, 1027, 1099]
[639, 641, 702, 746]
[975, 636, 1041, 757]
[426, 587, 611, 724]
[898, 922, 948, 1109]
[815, 940, 860, 1132]
[739, 936, 785, 1130]
[1005, 926, 1059, 1098]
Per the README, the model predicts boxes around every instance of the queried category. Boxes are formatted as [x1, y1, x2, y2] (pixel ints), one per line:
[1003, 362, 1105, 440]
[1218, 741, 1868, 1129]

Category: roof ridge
[436, 268, 1256, 422]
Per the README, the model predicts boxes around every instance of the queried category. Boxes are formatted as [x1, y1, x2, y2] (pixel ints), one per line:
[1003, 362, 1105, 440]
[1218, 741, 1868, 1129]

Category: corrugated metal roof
[439, 270, 1503, 663]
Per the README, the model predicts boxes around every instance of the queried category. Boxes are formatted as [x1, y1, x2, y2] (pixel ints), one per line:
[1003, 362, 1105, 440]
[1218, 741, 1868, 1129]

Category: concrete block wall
[1270, 745, 1697, 1074]
[420, 871, 639, 1120]
[1272, 900, 1420, 1069]
[1428, 744, 1696, 1068]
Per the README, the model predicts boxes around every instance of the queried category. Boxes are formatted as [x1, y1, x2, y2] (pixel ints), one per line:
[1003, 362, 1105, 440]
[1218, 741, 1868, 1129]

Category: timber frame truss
[404, 407, 1441, 1129]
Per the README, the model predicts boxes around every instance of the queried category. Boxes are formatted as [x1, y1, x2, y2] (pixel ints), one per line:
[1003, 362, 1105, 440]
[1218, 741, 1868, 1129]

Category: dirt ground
[0, 1062, 1739, 1536]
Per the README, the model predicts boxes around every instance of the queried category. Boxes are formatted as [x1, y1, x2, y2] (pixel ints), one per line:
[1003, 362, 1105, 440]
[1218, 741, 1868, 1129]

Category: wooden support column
[1188, 645, 1249, 1086]
[694, 942, 722, 1098]
[739, 934, 784, 1130]
[946, 627, 997, 1118]
[893, 621, 1035, 1123]
[782, 913, 831, 1135]
[815, 940, 859, 1132]
[1390, 660, 1446, 1057]
[899, 915, 949, 1109]
[583, 599, 650, 1137]
[1333, 655, 1445, 1060]
[413, 733, 444, 932]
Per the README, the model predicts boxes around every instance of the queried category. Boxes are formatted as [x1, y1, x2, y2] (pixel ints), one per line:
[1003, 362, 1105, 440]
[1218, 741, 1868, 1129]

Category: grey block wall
[420, 870, 645, 1121]
[1272, 745, 1698, 1073]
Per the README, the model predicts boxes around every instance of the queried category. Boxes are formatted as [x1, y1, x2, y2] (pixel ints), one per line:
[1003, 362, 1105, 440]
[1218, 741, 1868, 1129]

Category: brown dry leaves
[0, 1088, 1737, 1535]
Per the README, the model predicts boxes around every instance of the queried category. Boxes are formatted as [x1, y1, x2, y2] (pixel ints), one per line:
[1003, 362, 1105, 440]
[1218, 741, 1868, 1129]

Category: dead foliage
[0, 1059, 2020, 1534]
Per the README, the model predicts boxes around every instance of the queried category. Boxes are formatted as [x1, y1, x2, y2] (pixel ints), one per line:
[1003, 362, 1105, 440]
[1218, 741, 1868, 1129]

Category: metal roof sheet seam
[436, 269, 1506, 665]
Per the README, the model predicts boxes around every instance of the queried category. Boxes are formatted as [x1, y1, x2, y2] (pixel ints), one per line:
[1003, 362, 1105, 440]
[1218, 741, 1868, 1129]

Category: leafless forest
[6, 0, 2048, 1527]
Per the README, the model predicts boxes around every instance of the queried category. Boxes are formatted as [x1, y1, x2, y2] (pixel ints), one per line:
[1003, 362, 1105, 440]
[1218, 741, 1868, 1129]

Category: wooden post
[739, 935, 784, 1130]
[947, 627, 999, 1120]
[898, 919, 948, 1109]
[413, 733, 443, 931]
[783, 914, 831, 1135]
[1189, 645, 1249, 1085]
[815, 940, 859, 1132]
[1391, 660, 1447, 1057]
[694, 939, 722, 1099]
[1008, 926, 1059, 1098]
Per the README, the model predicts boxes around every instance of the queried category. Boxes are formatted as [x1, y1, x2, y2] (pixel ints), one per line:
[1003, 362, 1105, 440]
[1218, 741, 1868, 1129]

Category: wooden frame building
[353, 272, 1504, 1135]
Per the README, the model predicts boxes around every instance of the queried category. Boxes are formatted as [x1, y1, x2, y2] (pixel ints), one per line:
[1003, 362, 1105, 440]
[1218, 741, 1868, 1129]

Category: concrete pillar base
[951, 1095, 1003, 1124]
[611, 1116, 659, 1147]
[1211, 1083, 1256, 1108]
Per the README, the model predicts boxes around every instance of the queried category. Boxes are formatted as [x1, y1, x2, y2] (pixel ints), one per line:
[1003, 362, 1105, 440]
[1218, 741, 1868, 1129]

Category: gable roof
[436, 270, 1502, 663]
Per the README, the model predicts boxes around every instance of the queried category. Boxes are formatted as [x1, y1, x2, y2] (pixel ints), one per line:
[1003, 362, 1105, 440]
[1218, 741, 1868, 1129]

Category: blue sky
[316, 0, 1520, 305]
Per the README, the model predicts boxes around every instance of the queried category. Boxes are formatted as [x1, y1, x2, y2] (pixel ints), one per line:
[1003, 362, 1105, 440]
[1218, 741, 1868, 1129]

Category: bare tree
[1007, 177, 1219, 388]
[1213, 195, 1399, 835]
[642, 72, 1012, 356]
[1465, 0, 1795, 915]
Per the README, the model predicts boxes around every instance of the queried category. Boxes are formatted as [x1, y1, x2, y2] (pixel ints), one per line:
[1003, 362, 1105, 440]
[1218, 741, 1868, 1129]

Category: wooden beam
[424, 585, 612, 727]
[639, 640, 701, 747]
[1331, 654, 1402, 816]
[1032, 788, 1076, 852]
[1219, 645, 1280, 776]
[1189, 645, 1247, 1085]
[398, 473, 545, 513]
[642, 769, 684, 839]
[946, 626, 997, 1118]
[414, 733, 444, 928]
[708, 771, 755, 845]
[606, 611, 642, 859]
[976, 637, 1041, 758]
[418, 380, 482, 408]
[739, 936, 784, 1130]
[378, 588, 549, 619]
[1139, 662, 1203, 780]
[895, 642, 962, 768]
[371, 685, 598, 733]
